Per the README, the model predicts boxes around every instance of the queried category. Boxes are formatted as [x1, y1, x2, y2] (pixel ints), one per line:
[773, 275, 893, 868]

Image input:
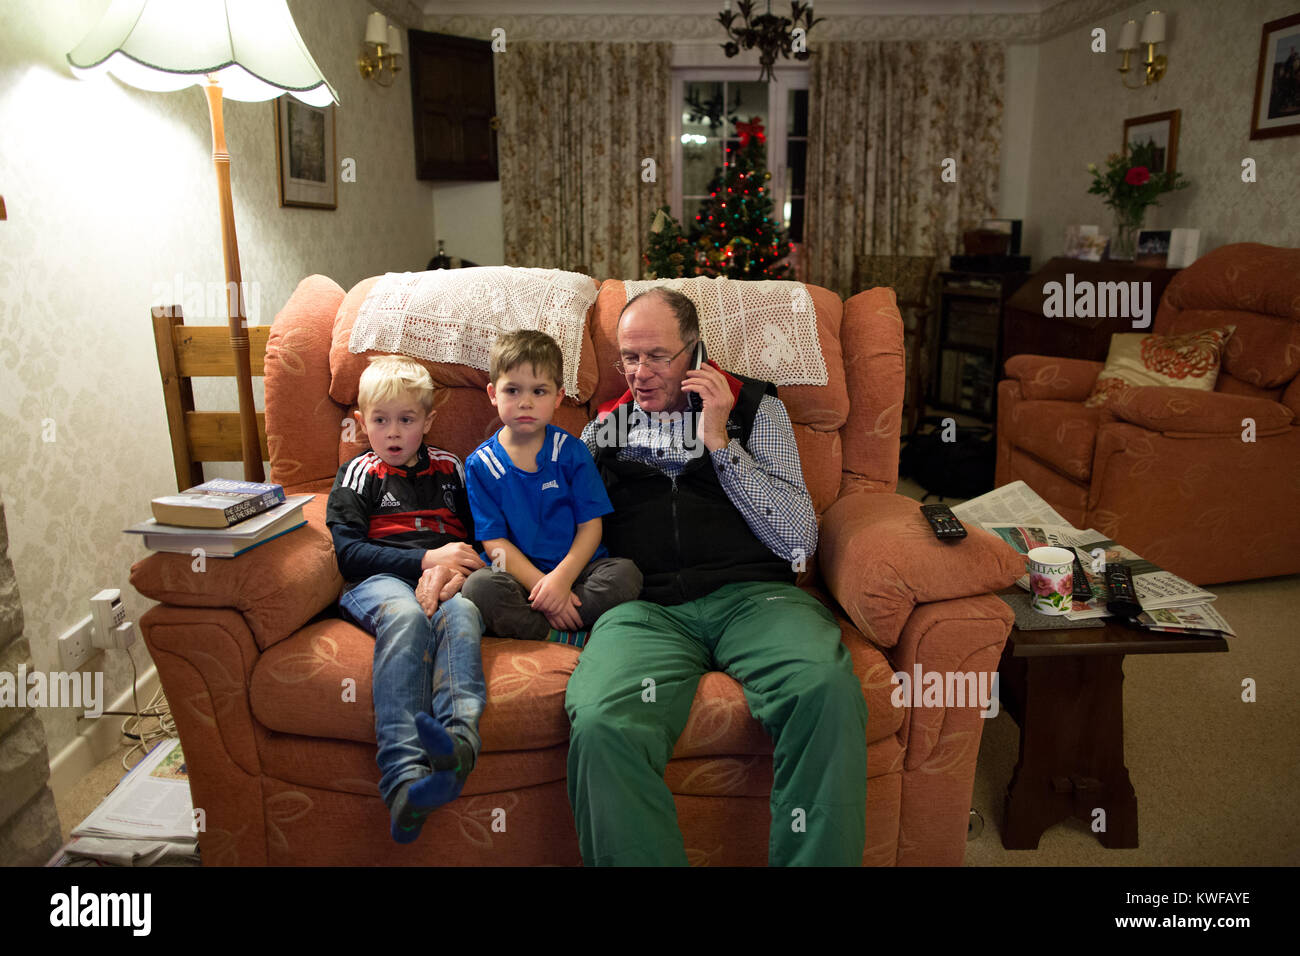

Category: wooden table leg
[1002, 654, 1139, 849]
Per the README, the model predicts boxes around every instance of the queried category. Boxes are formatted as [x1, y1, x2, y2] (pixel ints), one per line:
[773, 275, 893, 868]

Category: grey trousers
[461, 557, 643, 641]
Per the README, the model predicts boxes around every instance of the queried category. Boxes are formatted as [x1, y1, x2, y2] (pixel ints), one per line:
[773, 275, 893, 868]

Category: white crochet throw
[622, 277, 827, 387]
[349, 267, 597, 397]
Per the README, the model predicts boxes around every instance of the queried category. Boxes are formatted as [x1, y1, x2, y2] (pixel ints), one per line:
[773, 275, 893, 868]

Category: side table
[996, 591, 1229, 849]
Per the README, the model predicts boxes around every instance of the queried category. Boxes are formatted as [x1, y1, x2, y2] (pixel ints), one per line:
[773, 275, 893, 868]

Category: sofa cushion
[250, 599, 900, 754]
[251, 626, 580, 752]
[1084, 327, 1235, 409]
[1006, 400, 1103, 481]
[1157, 243, 1300, 389]
[329, 275, 601, 408]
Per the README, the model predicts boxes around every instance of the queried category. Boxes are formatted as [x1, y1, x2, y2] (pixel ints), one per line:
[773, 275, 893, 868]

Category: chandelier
[718, 0, 823, 81]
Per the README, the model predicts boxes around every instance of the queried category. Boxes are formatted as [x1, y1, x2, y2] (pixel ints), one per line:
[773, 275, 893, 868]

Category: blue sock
[387, 715, 475, 844]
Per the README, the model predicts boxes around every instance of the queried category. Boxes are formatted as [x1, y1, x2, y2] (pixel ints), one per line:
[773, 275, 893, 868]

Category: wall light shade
[66, 0, 338, 106]
[1139, 11, 1167, 44]
[1117, 19, 1139, 51]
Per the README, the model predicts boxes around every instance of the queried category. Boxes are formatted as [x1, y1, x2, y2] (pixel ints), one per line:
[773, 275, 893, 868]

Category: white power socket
[59, 615, 98, 670]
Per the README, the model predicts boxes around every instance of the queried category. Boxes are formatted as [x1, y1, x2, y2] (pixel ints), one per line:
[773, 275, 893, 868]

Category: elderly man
[567, 287, 867, 866]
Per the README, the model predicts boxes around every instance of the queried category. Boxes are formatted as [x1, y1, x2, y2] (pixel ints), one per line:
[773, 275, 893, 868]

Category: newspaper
[58, 836, 199, 867]
[951, 480, 1072, 528]
[71, 738, 197, 843]
[984, 523, 1217, 620]
[1138, 603, 1236, 637]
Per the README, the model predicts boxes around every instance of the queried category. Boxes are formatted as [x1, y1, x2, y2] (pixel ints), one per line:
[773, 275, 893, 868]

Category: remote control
[1105, 563, 1142, 617]
[1071, 555, 1093, 601]
[919, 503, 967, 541]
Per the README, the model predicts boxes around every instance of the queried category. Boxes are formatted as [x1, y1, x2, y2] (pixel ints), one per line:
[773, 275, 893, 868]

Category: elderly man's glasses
[614, 339, 697, 375]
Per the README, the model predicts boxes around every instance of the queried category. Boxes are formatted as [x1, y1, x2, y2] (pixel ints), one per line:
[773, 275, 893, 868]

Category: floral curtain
[497, 42, 672, 280]
[804, 41, 1005, 299]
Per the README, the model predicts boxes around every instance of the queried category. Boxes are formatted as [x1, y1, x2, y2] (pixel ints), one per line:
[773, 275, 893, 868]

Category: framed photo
[1123, 109, 1180, 174]
[1250, 12, 1300, 139]
[1135, 229, 1171, 268]
[275, 99, 337, 209]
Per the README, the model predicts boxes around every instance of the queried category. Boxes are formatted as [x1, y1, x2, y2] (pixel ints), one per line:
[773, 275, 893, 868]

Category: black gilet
[592, 374, 797, 606]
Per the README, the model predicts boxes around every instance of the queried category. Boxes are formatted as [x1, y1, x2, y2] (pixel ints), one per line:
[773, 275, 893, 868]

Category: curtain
[497, 42, 672, 280]
[804, 41, 1005, 299]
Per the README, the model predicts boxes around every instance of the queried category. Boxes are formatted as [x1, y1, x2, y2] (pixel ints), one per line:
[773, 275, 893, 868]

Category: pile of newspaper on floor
[952, 481, 1235, 637]
[49, 738, 200, 867]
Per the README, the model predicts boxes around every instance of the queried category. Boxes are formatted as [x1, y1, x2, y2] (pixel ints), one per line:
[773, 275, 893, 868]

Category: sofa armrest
[1004, 354, 1105, 401]
[129, 496, 342, 652]
[818, 491, 1026, 648]
[1105, 387, 1295, 437]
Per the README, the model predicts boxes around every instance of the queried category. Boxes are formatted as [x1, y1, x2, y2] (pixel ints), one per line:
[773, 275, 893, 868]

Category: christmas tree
[642, 206, 696, 279]
[690, 117, 793, 280]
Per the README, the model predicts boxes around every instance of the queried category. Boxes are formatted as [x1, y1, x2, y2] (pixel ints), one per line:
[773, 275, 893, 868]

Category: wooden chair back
[151, 305, 270, 492]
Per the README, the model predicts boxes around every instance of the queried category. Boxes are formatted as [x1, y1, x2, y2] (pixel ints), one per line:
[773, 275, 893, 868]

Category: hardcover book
[150, 479, 286, 528]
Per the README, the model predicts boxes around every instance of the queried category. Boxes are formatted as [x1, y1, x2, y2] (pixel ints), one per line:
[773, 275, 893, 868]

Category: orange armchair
[996, 243, 1300, 585]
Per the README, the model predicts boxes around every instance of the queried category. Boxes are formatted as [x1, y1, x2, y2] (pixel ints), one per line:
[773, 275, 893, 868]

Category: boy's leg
[571, 557, 644, 631]
[564, 599, 709, 866]
[427, 593, 487, 762]
[706, 582, 868, 866]
[338, 574, 435, 806]
[461, 567, 549, 641]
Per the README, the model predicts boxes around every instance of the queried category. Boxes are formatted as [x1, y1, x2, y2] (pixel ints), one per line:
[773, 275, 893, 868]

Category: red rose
[1125, 166, 1151, 185]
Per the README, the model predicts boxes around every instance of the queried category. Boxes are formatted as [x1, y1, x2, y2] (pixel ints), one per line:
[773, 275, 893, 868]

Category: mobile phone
[687, 340, 707, 413]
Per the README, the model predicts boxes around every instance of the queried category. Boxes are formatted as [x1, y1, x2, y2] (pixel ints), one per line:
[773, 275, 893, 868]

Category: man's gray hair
[619, 287, 700, 345]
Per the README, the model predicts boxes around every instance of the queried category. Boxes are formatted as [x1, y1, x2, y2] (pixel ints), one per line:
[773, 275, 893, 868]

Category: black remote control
[919, 503, 967, 541]
[1105, 563, 1142, 617]
[1071, 555, 1093, 601]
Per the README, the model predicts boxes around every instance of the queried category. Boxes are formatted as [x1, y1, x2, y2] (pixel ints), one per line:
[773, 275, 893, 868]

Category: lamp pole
[202, 76, 262, 482]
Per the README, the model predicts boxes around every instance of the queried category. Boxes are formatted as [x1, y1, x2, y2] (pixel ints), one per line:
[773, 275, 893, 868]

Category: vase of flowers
[1087, 141, 1188, 260]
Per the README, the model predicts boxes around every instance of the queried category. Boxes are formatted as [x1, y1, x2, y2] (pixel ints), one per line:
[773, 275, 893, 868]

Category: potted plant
[1087, 141, 1189, 260]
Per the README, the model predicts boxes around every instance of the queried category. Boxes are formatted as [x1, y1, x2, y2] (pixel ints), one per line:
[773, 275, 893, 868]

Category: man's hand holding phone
[681, 340, 734, 453]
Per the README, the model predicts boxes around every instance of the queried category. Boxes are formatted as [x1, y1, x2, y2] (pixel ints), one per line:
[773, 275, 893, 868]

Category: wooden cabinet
[930, 270, 1028, 422]
[408, 31, 498, 181]
[1002, 257, 1181, 364]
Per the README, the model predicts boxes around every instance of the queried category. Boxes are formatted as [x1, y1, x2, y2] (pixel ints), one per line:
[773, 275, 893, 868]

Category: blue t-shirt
[465, 424, 612, 573]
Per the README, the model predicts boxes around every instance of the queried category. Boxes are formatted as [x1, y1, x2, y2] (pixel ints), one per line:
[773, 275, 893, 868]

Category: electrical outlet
[59, 615, 97, 670]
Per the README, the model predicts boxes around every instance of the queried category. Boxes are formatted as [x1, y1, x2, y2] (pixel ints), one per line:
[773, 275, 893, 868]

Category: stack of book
[124, 479, 312, 558]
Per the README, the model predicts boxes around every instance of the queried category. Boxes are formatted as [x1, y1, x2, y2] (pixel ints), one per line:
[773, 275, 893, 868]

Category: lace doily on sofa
[349, 267, 596, 397]
[622, 277, 827, 387]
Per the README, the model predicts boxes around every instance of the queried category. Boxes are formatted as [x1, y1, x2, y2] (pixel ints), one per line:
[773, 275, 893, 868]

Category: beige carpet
[52, 479, 1300, 866]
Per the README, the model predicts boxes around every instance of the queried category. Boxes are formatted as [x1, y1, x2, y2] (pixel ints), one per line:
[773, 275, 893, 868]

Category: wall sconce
[1117, 11, 1167, 88]
[359, 11, 402, 86]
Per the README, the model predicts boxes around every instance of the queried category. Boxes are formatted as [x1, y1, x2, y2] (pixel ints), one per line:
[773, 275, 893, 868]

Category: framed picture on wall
[1250, 11, 1300, 139]
[275, 99, 337, 209]
[1123, 110, 1180, 174]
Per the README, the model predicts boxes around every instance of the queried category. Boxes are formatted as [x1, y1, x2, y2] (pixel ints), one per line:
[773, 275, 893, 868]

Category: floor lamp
[67, 0, 338, 482]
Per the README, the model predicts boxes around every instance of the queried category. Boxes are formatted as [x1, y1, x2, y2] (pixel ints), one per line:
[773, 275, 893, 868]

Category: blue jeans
[339, 574, 486, 806]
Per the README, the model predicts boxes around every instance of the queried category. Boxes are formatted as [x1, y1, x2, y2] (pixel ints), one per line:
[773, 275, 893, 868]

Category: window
[672, 69, 810, 245]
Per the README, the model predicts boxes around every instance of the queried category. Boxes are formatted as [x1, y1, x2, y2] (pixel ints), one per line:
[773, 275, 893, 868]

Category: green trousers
[564, 580, 868, 866]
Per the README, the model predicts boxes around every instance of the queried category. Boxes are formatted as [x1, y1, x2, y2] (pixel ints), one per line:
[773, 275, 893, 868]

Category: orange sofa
[996, 243, 1300, 585]
[130, 274, 1024, 866]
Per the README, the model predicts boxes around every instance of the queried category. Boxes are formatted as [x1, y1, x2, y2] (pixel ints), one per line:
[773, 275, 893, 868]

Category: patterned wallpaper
[0, 0, 436, 759]
[1025, 0, 1300, 263]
